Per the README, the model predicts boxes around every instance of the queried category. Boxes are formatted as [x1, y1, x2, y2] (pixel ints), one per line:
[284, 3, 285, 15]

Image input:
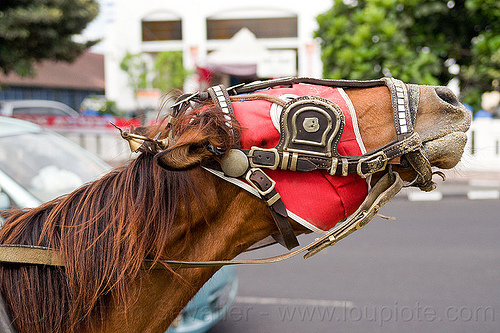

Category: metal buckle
[328, 157, 338, 175]
[248, 147, 280, 170]
[245, 168, 277, 197]
[356, 151, 388, 178]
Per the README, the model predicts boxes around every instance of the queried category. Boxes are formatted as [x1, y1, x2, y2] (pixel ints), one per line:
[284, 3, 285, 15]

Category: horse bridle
[0, 77, 443, 268]
[169, 77, 440, 250]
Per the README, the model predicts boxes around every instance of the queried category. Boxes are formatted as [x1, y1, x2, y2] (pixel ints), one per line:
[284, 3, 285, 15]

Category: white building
[104, 0, 331, 111]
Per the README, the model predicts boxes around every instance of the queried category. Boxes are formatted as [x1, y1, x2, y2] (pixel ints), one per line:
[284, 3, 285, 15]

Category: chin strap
[0, 171, 403, 270]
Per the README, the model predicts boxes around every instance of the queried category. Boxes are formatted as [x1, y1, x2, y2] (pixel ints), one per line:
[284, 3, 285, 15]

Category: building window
[142, 20, 182, 41]
[207, 17, 298, 40]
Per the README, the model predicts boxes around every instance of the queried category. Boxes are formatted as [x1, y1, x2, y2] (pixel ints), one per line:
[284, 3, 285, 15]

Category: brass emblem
[303, 117, 320, 133]
[277, 96, 344, 158]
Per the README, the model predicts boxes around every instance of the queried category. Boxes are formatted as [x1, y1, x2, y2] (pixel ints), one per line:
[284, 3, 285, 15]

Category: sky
[75, 0, 111, 54]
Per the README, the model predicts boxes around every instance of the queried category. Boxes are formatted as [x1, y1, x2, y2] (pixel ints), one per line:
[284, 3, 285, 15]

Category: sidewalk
[396, 168, 500, 201]
[443, 168, 500, 183]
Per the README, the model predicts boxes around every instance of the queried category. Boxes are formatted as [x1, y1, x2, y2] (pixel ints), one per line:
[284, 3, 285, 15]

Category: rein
[0, 77, 439, 267]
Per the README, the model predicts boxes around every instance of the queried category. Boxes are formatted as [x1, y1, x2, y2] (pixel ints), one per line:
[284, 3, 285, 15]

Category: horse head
[0, 77, 471, 333]
[156, 78, 471, 236]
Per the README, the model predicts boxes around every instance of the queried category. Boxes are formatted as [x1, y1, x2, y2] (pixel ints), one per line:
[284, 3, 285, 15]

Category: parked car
[0, 99, 142, 129]
[0, 99, 80, 117]
[0, 116, 108, 208]
[168, 266, 238, 333]
[0, 116, 237, 333]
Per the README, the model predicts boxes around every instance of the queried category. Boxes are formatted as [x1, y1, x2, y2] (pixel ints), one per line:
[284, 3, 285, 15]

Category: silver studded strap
[384, 77, 414, 140]
[207, 84, 240, 148]
[208, 85, 234, 128]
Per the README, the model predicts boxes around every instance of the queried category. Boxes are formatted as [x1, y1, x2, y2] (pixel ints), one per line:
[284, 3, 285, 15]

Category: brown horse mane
[0, 104, 239, 333]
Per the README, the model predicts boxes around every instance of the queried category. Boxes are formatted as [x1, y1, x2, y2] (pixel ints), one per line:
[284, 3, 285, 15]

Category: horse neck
[99, 168, 276, 332]
[166, 167, 277, 258]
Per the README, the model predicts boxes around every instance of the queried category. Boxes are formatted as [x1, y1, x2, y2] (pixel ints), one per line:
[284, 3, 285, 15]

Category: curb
[398, 189, 500, 202]
[392, 170, 500, 202]
[396, 184, 500, 202]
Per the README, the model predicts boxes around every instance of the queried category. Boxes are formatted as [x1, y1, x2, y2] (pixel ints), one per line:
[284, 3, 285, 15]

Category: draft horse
[0, 77, 470, 332]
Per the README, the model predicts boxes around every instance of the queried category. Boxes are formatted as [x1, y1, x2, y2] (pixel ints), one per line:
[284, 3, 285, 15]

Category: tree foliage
[0, 0, 99, 76]
[120, 51, 189, 95]
[315, 0, 499, 108]
[119, 52, 150, 94]
[153, 51, 189, 92]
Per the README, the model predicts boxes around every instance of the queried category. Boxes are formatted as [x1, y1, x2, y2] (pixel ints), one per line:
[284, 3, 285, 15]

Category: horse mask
[228, 84, 368, 233]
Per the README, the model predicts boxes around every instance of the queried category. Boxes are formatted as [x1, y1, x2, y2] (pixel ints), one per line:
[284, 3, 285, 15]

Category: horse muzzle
[417, 86, 471, 170]
[421, 131, 468, 169]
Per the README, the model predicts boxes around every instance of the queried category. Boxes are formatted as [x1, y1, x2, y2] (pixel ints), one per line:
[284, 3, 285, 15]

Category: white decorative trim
[338, 88, 372, 190]
[203, 167, 261, 197]
[286, 211, 326, 234]
[338, 88, 367, 154]
[269, 94, 298, 133]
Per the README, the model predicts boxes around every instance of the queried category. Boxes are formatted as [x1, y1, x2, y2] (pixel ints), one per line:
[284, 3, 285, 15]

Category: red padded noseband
[232, 84, 368, 231]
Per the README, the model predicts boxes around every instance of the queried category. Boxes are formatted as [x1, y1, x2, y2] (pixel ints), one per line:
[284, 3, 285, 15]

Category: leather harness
[197, 77, 434, 249]
[0, 76, 440, 265]
[0, 77, 443, 331]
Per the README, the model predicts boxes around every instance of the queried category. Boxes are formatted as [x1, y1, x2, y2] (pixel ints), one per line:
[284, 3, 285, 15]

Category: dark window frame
[142, 20, 182, 41]
[206, 17, 298, 40]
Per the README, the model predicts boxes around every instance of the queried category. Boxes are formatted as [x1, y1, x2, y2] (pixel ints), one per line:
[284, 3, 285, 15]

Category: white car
[0, 116, 109, 209]
[0, 116, 237, 333]
[0, 100, 80, 117]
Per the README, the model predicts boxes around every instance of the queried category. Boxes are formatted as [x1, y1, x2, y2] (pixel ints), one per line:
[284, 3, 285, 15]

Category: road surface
[210, 195, 500, 332]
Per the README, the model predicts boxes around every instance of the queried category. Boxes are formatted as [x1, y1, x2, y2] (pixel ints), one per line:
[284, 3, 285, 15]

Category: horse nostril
[435, 86, 460, 107]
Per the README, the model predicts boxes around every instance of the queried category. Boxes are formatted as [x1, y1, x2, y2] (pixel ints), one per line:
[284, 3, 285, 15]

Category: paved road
[210, 197, 500, 333]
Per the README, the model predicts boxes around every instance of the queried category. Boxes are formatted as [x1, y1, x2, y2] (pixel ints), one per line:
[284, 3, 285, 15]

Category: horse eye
[206, 143, 225, 156]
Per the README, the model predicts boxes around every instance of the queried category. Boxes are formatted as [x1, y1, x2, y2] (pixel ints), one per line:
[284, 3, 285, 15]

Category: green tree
[0, 0, 99, 76]
[153, 51, 189, 92]
[120, 51, 189, 95]
[119, 51, 150, 95]
[316, 0, 499, 109]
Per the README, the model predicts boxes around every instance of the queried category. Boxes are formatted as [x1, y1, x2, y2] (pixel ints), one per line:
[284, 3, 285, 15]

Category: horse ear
[154, 128, 214, 171]
[154, 144, 212, 171]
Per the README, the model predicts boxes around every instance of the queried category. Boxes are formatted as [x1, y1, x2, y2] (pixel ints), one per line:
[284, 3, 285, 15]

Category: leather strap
[245, 168, 299, 250]
[244, 132, 422, 178]
[384, 77, 414, 140]
[0, 244, 64, 266]
[233, 77, 387, 94]
[207, 84, 240, 148]
[405, 150, 436, 192]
